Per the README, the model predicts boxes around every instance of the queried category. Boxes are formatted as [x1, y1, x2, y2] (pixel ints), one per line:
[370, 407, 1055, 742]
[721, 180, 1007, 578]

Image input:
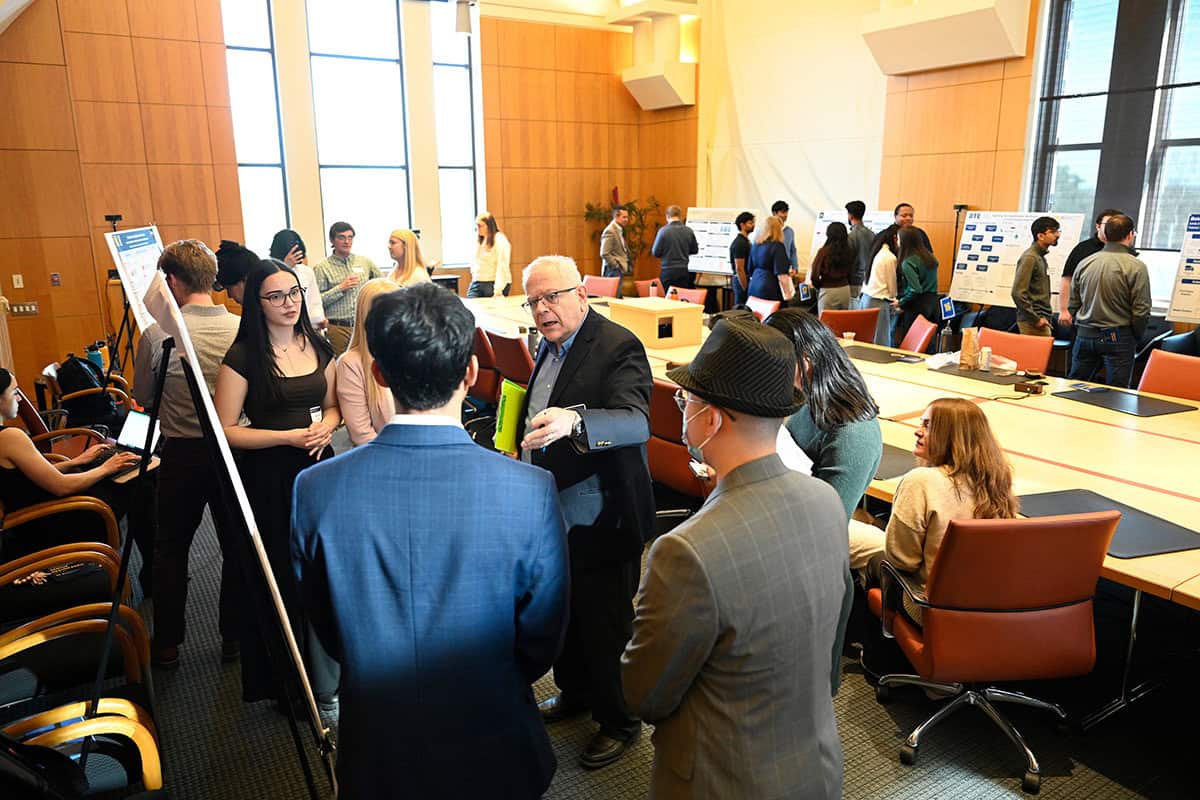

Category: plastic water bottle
[85, 343, 103, 370]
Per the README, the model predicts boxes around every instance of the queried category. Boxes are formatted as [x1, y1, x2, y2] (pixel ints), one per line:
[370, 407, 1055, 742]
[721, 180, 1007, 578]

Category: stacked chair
[0, 433, 164, 795]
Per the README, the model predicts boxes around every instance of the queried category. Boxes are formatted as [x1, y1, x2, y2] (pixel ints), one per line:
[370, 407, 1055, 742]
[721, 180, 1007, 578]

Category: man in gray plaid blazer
[622, 318, 846, 799]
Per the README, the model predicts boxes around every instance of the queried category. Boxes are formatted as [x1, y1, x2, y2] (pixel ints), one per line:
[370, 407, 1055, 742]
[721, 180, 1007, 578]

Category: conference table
[466, 294, 1200, 722]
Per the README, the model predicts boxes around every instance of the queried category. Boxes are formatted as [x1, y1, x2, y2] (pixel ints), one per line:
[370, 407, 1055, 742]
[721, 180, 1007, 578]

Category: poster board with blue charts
[948, 211, 1085, 309]
[1166, 213, 1200, 324]
[104, 226, 165, 332]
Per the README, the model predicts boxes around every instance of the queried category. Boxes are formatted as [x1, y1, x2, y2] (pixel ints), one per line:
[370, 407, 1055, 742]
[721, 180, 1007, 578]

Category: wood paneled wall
[0, 0, 241, 390]
[879, 1, 1040, 292]
[480, 17, 698, 281]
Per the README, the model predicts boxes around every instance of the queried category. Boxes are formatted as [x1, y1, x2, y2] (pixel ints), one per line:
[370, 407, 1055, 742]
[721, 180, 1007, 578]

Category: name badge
[309, 406, 323, 424]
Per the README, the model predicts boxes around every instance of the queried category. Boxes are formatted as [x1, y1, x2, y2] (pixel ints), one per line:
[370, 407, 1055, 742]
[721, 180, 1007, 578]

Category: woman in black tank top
[214, 259, 342, 706]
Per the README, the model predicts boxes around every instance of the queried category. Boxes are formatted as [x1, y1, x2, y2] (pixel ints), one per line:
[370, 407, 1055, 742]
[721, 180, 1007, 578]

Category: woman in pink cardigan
[336, 277, 401, 445]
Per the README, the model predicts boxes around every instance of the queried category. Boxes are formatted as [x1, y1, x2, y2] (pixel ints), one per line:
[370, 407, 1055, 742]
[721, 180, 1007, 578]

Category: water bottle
[525, 326, 541, 357]
[937, 324, 953, 354]
[85, 343, 103, 370]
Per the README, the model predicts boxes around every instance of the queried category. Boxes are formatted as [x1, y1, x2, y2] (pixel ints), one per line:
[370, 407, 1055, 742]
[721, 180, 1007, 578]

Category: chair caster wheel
[1022, 770, 1041, 794]
[875, 684, 892, 703]
[899, 743, 918, 765]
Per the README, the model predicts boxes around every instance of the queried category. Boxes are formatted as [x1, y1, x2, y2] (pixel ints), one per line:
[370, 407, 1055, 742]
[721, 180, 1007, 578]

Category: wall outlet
[11, 301, 38, 316]
[50, 272, 62, 287]
[11, 274, 23, 289]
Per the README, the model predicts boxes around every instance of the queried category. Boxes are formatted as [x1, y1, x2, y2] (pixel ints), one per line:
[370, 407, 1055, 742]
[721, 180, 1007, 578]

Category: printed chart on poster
[949, 211, 1085, 309]
[808, 209, 894, 257]
[104, 226, 165, 332]
[687, 208, 760, 274]
[1167, 213, 1200, 324]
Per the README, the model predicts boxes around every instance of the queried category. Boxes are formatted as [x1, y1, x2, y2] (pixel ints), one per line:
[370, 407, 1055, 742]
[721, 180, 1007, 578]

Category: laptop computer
[116, 409, 161, 455]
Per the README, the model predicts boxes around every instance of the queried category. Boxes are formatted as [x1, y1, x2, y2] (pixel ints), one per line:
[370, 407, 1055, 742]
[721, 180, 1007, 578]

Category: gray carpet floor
[142, 502, 1196, 799]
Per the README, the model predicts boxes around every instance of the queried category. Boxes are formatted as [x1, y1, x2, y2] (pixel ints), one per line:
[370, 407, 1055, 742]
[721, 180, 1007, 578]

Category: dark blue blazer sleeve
[515, 473, 570, 683]
[291, 469, 340, 662]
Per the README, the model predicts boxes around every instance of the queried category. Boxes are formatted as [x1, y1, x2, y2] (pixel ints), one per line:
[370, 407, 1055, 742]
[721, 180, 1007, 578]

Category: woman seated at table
[0, 367, 141, 560]
[862, 397, 1019, 625]
[337, 277, 401, 446]
[764, 308, 882, 518]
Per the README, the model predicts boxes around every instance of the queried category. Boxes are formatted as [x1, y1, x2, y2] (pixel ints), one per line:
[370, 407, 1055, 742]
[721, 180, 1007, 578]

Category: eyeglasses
[521, 286, 579, 311]
[260, 286, 305, 307]
[334, 233, 355, 241]
[673, 388, 737, 420]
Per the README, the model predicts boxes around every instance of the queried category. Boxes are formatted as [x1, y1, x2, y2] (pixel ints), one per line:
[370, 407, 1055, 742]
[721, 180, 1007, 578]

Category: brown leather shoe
[151, 644, 179, 671]
[579, 728, 640, 770]
[538, 694, 588, 724]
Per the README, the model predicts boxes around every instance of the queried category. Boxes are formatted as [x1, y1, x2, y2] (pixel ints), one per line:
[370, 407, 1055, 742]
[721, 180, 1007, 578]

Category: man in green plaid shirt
[313, 220, 381, 354]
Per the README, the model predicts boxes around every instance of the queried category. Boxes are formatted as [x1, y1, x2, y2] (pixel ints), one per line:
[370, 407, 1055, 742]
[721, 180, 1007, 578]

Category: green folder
[493, 378, 527, 455]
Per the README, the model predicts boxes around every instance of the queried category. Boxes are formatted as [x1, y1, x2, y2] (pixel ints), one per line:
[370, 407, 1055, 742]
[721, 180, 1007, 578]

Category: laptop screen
[118, 410, 161, 453]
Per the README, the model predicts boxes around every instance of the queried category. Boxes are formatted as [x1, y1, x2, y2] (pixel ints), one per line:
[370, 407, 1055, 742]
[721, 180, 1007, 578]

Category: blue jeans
[467, 281, 494, 298]
[1069, 327, 1136, 388]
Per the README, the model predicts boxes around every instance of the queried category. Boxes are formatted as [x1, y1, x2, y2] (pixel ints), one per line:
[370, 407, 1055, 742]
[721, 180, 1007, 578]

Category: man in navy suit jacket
[291, 283, 569, 799]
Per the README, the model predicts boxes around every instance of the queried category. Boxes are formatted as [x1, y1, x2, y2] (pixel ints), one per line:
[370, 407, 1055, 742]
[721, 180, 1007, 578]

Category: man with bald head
[518, 255, 655, 770]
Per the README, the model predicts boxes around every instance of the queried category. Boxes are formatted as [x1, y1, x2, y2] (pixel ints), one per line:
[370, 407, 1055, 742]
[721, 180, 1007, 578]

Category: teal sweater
[785, 406, 883, 518]
[785, 405, 882, 695]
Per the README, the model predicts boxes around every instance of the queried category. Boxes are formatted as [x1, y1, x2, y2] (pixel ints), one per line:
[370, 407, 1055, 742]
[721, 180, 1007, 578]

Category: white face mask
[683, 403, 721, 462]
[2, 393, 18, 421]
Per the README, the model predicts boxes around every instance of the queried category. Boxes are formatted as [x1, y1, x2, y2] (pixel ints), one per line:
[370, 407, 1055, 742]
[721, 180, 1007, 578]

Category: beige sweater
[885, 466, 977, 623]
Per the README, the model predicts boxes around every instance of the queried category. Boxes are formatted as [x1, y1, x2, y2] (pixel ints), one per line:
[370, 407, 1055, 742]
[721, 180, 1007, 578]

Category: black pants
[553, 557, 641, 737]
[659, 267, 693, 292]
[152, 437, 241, 648]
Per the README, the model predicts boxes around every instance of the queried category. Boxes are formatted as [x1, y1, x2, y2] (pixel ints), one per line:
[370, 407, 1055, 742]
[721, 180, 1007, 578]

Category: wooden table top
[466, 297, 1200, 602]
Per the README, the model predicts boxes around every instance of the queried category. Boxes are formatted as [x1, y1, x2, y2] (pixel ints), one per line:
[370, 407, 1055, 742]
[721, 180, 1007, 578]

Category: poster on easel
[1166, 213, 1200, 324]
[104, 225, 165, 332]
[808, 209, 893, 258]
[948, 211, 1085, 309]
[686, 208, 761, 275]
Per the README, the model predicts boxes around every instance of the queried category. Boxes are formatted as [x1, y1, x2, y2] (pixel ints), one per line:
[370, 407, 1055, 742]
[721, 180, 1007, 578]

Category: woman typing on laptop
[0, 367, 149, 561]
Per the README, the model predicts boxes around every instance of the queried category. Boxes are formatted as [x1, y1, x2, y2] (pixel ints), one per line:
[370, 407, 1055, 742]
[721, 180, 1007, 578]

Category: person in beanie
[270, 229, 327, 330]
[621, 317, 847, 800]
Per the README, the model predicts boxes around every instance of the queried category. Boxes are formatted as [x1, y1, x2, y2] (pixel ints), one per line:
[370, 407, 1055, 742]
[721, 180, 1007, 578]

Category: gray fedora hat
[666, 318, 803, 417]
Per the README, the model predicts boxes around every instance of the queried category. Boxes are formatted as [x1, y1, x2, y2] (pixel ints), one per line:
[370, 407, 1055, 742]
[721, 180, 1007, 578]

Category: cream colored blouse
[471, 232, 512, 290]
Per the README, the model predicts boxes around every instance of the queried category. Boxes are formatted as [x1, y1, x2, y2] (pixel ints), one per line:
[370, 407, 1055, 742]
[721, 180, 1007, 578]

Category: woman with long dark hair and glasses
[214, 259, 342, 709]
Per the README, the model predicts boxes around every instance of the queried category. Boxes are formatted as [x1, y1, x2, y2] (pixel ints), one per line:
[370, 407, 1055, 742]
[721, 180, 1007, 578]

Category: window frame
[224, 0, 291, 233]
[433, 31, 479, 266]
[306, 0, 414, 231]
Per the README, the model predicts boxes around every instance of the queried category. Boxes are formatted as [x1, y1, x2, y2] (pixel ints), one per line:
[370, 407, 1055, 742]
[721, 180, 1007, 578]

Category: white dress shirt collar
[387, 413, 463, 429]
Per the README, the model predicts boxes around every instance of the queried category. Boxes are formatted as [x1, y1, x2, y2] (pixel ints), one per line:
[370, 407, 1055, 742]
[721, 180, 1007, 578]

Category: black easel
[78, 335, 171, 772]
[178, 352, 334, 798]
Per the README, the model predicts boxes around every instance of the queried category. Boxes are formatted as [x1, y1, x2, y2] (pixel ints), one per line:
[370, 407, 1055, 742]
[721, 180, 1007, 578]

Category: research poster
[808, 209, 894, 258]
[686, 208, 761, 275]
[1166, 213, 1200, 324]
[948, 211, 1085, 309]
[104, 225, 165, 332]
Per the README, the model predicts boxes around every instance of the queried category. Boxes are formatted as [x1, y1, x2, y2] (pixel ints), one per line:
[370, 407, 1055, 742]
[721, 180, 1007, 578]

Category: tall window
[1031, 0, 1200, 304]
[430, 0, 479, 266]
[306, 0, 411, 266]
[222, 0, 289, 255]
[1142, 0, 1200, 251]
